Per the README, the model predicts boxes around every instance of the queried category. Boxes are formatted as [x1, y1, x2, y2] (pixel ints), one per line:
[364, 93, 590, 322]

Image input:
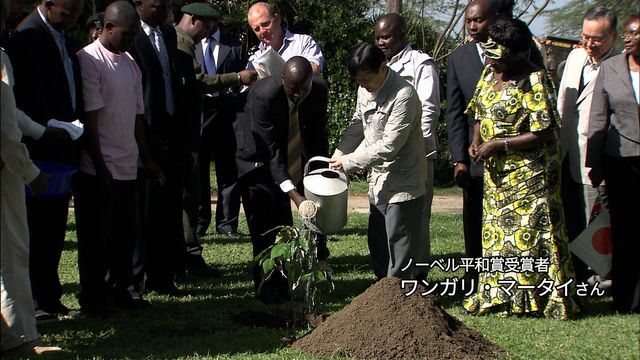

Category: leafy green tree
[546, 0, 638, 42]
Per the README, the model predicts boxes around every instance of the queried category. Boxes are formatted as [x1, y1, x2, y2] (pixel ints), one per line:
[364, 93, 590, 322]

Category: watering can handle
[304, 156, 334, 176]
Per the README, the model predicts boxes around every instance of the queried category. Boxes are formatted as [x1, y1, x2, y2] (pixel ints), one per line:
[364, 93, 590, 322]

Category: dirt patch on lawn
[292, 277, 501, 359]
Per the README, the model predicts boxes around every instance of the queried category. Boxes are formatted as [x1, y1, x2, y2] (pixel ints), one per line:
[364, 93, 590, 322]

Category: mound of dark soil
[292, 277, 501, 359]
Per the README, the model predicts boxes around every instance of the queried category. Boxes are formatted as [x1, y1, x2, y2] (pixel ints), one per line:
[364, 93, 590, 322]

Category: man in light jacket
[330, 43, 427, 280]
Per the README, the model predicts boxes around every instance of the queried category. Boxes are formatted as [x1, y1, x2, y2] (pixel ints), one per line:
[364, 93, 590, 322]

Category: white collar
[388, 44, 412, 65]
[476, 42, 485, 63]
[586, 47, 615, 69]
[200, 29, 221, 48]
[140, 20, 158, 37]
[37, 6, 63, 38]
[259, 28, 293, 51]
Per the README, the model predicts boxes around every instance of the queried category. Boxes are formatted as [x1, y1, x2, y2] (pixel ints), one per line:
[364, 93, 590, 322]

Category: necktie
[58, 33, 76, 111]
[287, 105, 303, 185]
[151, 28, 175, 116]
[205, 37, 217, 75]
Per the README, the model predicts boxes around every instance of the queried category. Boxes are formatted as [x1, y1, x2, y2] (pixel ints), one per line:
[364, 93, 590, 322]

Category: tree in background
[17, 0, 548, 185]
[547, 0, 638, 42]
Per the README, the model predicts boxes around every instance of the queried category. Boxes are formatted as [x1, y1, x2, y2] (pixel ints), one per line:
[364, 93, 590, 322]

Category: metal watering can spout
[302, 156, 348, 234]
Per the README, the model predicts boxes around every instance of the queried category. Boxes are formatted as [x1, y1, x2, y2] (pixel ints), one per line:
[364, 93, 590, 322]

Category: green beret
[181, 2, 220, 20]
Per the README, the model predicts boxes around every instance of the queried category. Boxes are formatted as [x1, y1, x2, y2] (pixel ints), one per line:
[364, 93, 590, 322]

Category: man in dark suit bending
[235, 57, 328, 303]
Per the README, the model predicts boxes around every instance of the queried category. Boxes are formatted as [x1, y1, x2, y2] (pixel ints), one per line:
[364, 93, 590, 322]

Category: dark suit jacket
[194, 33, 246, 80]
[8, 9, 84, 165]
[236, 76, 328, 181]
[129, 23, 185, 155]
[195, 32, 248, 128]
[445, 42, 484, 179]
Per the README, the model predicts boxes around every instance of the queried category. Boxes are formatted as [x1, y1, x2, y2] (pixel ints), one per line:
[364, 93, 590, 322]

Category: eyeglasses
[620, 30, 640, 39]
[581, 32, 611, 44]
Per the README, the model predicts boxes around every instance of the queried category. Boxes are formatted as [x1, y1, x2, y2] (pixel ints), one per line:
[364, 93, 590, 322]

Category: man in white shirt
[557, 7, 618, 274]
[246, 2, 323, 75]
[375, 13, 440, 270]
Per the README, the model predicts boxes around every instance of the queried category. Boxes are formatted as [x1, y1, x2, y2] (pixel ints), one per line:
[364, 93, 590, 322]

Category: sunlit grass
[28, 211, 639, 359]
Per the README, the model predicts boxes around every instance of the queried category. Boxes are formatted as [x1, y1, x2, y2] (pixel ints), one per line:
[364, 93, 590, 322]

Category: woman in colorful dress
[462, 17, 579, 320]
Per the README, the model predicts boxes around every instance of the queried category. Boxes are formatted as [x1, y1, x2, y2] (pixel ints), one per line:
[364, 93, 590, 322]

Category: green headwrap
[483, 36, 511, 60]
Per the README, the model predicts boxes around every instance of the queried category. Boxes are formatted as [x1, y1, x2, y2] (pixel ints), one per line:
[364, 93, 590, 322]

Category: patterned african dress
[462, 67, 580, 320]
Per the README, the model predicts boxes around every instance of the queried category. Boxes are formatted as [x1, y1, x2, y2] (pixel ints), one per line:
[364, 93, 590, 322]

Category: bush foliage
[69, 0, 456, 184]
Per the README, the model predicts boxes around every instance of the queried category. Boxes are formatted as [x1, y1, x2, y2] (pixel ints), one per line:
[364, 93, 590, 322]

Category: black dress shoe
[257, 286, 290, 304]
[39, 301, 71, 316]
[80, 301, 115, 317]
[258, 290, 286, 305]
[187, 265, 221, 278]
[113, 290, 151, 309]
[218, 230, 241, 239]
[196, 225, 209, 237]
[145, 281, 185, 297]
[185, 256, 222, 278]
[35, 309, 58, 324]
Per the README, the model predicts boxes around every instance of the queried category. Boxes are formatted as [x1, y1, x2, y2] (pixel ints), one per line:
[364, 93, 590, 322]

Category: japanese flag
[568, 209, 612, 277]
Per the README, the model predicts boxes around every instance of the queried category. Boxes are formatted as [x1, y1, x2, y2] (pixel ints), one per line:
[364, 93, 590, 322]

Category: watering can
[302, 156, 348, 234]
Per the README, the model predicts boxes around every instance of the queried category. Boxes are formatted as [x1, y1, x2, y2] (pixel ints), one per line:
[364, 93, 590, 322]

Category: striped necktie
[287, 104, 303, 185]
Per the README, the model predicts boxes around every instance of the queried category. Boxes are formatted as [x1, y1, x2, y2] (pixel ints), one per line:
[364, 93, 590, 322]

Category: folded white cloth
[47, 119, 84, 140]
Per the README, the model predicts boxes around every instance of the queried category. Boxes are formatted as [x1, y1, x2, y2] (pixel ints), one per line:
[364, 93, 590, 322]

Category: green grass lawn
[31, 211, 638, 359]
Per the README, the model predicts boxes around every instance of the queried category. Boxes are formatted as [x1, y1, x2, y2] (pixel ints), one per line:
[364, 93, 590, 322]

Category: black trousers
[27, 189, 70, 310]
[74, 172, 138, 306]
[560, 158, 591, 280]
[183, 163, 203, 258]
[198, 97, 241, 235]
[238, 167, 291, 292]
[605, 155, 640, 312]
[463, 175, 483, 282]
[138, 149, 185, 287]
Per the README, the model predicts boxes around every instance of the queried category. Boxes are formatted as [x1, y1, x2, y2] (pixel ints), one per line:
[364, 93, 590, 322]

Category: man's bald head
[101, 0, 139, 53]
[104, 0, 138, 27]
[377, 13, 405, 32]
[248, 2, 275, 18]
[375, 13, 408, 60]
[282, 56, 313, 105]
[41, 0, 84, 31]
[247, 1, 283, 50]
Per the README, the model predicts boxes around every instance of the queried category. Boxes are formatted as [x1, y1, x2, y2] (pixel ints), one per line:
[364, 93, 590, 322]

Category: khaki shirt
[337, 69, 427, 205]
